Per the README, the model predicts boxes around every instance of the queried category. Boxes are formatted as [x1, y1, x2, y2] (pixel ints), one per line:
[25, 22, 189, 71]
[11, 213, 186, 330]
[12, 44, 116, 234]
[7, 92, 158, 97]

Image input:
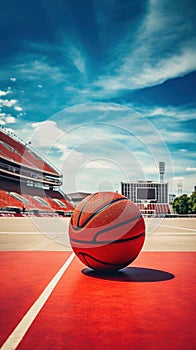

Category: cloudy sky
[0, 0, 195, 194]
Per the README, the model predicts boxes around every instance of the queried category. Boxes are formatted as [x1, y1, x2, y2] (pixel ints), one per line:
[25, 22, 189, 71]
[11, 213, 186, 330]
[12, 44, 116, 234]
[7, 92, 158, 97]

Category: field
[0, 217, 196, 349]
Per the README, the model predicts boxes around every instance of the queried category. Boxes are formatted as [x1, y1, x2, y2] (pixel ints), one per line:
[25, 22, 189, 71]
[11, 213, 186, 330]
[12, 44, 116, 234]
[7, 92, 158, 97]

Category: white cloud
[143, 166, 159, 175]
[66, 103, 129, 114]
[5, 115, 16, 123]
[186, 167, 196, 172]
[30, 120, 64, 149]
[0, 112, 16, 124]
[14, 106, 23, 112]
[172, 177, 185, 181]
[157, 130, 195, 143]
[0, 99, 17, 107]
[94, 104, 129, 112]
[95, 49, 196, 93]
[60, 39, 87, 76]
[93, 1, 196, 94]
[10, 77, 16, 82]
[144, 106, 196, 121]
[0, 90, 8, 96]
[73, 50, 86, 74]
[31, 121, 54, 129]
[50, 142, 82, 163]
[85, 160, 111, 169]
[15, 58, 66, 83]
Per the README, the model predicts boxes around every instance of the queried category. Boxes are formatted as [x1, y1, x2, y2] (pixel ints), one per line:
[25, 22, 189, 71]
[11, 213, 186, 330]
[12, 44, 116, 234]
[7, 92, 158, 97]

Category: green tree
[172, 194, 190, 214]
[188, 191, 196, 214]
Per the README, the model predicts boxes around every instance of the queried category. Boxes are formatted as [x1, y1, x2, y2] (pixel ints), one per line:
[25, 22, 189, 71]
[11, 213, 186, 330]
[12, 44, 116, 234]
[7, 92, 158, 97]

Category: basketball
[68, 191, 145, 271]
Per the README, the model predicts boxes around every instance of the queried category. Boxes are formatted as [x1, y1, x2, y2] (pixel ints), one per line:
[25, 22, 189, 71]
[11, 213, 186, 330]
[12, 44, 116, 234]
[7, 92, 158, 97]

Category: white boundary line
[161, 225, 196, 232]
[0, 252, 75, 350]
[146, 232, 196, 235]
[0, 232, 67, 235]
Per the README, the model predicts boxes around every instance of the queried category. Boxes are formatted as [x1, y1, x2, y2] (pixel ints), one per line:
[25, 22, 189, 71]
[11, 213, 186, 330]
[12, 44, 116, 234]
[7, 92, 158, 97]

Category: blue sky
[0, 0, 195, 194]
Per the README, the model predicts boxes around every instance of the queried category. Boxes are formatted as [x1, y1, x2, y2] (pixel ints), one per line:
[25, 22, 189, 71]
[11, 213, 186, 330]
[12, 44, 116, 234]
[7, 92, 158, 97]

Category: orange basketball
[69, 191, 145, 271]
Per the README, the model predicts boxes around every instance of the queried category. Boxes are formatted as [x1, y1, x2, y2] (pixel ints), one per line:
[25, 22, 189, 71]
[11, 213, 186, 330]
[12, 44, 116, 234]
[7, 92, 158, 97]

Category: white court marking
[0, 232, 67, 235]
[1, 231, 195, 235]
[161, 225, 196, 232]
[0, 253, 75, 350]
[146, 232, 196, 235]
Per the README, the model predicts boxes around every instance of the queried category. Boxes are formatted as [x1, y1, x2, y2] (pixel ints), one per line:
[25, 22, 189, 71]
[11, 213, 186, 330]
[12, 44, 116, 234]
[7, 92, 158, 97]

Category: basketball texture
[69, 191, 145, 271]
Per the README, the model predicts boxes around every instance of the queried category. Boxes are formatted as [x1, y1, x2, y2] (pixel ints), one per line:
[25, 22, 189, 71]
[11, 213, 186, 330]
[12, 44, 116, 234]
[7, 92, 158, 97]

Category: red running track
[0, 252, 196, 350]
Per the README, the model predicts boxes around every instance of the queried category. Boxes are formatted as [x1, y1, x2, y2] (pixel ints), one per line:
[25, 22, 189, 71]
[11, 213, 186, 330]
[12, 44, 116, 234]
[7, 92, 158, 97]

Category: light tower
[177, 182, 183, 196]
[159, 162, 165, 183]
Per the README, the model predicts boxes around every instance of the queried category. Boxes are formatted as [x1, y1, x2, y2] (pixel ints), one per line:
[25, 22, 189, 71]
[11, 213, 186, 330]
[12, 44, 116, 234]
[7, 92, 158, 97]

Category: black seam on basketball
[94, 214, 142, 241]
[78, 252, 137, 268]
[78, 252, 123, 267]
[79, 252, 94, 269]
[70, 231, 145, 245]
[71, 213, 142, 233]
[111, 232, 145, 244]
[76, 197, 128, 228]
[77, 192, 98, 227]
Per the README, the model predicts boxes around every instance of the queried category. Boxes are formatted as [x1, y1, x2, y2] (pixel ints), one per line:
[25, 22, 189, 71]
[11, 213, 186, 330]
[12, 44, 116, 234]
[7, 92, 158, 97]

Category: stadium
[0, 128, 74, 217]
[121, 162, 171, 216]
[0, 128, 195, 350]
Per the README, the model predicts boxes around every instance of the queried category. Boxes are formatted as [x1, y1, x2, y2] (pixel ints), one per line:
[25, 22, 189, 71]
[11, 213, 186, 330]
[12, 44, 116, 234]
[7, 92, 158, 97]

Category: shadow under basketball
[82, 266, 175, 282]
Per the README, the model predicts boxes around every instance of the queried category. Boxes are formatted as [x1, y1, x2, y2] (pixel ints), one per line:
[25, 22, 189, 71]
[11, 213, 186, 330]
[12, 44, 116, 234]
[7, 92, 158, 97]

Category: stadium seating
[0, 178, 74, 215]
[137, 203, 145, 211]
[147, 203, 170, 214]
[136, 203, 171, 215]
[22, 194, 53, 212]
[0, 129, 74, 215]
[0, 130, 58, 175]
[0, 142, 35, 168]
[0, 189, 33, 210]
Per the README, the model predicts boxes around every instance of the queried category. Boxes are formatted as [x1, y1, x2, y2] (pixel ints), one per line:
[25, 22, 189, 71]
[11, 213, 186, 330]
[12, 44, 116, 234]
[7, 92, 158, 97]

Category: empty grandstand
[0, 128, 74, 216]
[121, 180, 170, 216]
[121, 161, 171, 216]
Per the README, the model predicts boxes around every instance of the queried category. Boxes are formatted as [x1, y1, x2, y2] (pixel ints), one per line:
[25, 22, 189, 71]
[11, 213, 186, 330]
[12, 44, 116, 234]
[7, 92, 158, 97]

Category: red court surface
[0, 252, 72, 347]
[0, 251, 195, 349]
